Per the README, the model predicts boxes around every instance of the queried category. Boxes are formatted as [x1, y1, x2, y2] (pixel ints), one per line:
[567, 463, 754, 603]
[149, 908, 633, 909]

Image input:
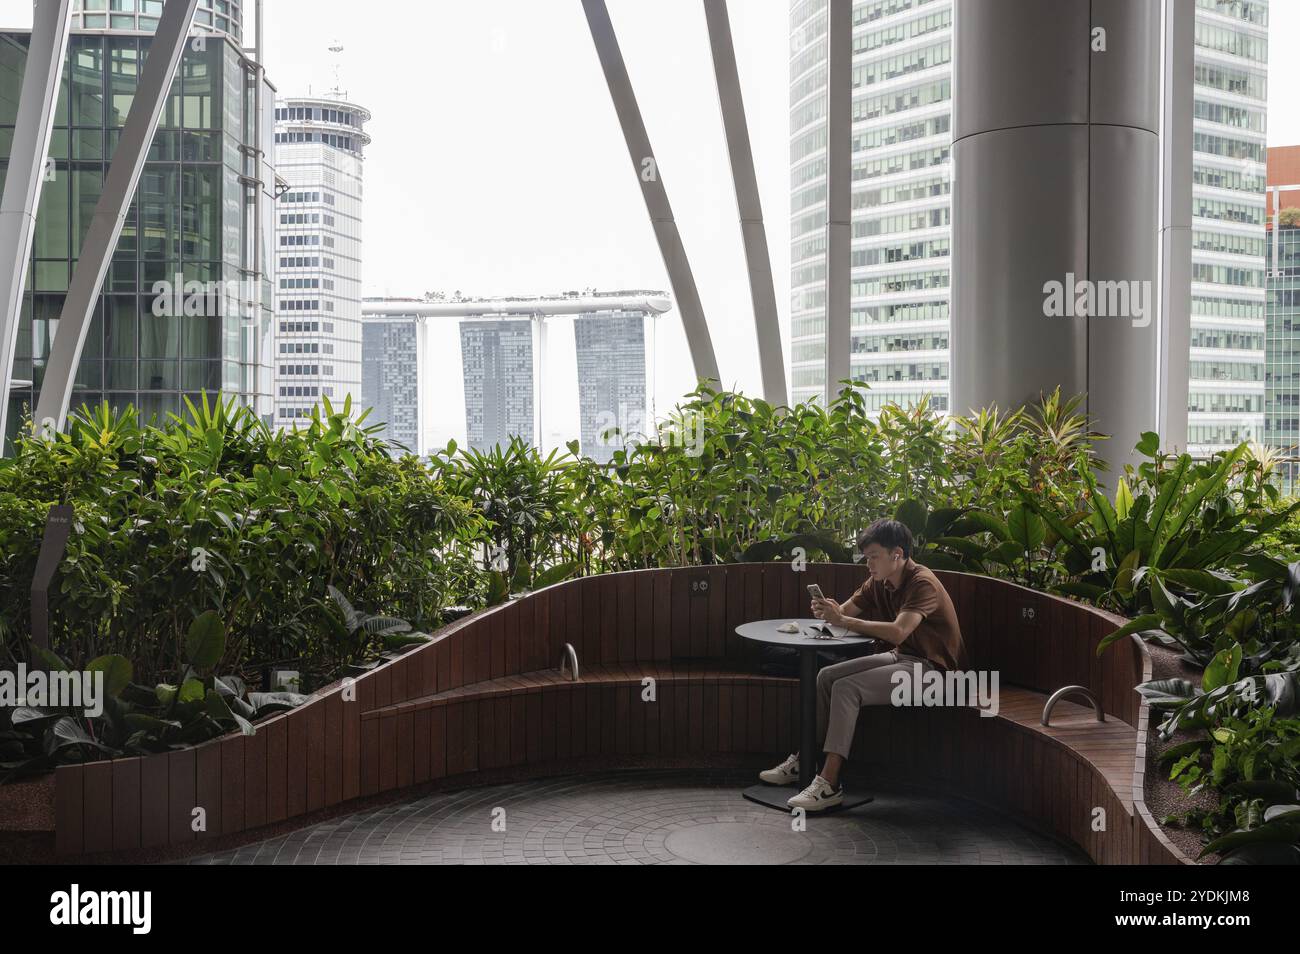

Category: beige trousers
[815, 649, 938, 759]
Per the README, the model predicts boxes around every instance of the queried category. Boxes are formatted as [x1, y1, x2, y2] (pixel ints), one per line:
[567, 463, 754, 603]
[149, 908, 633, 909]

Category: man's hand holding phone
[817, 600, 845, 625]
[807, 583, 827, 616]
[807, 584, 844, 625]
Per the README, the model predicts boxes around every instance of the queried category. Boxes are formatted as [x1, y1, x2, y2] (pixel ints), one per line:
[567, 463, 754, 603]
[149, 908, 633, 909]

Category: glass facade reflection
[460, 319, 536, 452]
[360, 311, 427, 456]
[1, 25, 275, 451]
[70, 0, 243, 45]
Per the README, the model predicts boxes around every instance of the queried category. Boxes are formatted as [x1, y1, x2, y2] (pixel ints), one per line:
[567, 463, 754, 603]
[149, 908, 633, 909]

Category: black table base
[741, 783, 874, 813]
[733, 618, 878, 815]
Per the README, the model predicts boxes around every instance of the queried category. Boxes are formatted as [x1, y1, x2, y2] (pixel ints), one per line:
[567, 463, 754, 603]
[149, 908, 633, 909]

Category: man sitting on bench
[759, 518, 970, 810]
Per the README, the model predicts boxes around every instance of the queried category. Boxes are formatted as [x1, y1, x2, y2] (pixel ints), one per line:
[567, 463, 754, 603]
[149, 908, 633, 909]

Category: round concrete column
[951, 0, 1159, 472]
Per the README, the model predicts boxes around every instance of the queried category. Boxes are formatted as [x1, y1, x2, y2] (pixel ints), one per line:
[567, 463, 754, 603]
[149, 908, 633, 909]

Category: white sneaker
[758, 753, 800, 785]
[786, 774, 844, 811]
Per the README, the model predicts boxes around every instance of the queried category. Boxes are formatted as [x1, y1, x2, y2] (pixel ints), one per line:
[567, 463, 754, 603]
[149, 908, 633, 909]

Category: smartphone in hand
[806, 584, 825, 602]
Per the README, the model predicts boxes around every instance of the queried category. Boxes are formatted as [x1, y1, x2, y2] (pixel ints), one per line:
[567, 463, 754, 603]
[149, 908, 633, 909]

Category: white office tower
[271, 95, 371, 426]
[788, 0, 954, 412]
[1187, 0, 1269, 455]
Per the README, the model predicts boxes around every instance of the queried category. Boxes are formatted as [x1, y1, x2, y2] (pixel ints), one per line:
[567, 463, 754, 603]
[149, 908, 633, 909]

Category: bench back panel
[936, 570, 1139, 726]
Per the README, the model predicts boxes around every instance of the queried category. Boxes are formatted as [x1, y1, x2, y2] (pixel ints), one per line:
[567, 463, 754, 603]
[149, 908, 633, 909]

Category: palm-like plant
[436, 436, 583, 588]
[1025, 388, 1103, 470]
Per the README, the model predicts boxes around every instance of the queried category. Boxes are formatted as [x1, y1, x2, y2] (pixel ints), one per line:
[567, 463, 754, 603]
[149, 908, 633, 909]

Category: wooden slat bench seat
[365, 666, 1137, 814]
[981, 686, 1138, 813]
[363, 661, 779, 714]
[54, 564, 1164, 863]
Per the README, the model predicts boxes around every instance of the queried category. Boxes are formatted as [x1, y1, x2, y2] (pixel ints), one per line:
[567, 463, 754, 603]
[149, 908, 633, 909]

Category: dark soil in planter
[1142, 642, 1220, 863]
[0, 772, 56, 864]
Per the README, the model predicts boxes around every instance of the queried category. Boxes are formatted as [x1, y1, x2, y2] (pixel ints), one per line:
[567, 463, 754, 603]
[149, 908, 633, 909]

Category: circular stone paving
[187, 769, 1089, 865]
[664, 822, 814, 865]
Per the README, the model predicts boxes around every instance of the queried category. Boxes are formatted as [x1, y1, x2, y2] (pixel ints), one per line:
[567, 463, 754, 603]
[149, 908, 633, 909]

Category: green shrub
[0, 394, 480, 686]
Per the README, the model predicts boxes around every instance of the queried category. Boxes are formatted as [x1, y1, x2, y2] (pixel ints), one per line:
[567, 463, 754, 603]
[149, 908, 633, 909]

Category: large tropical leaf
[184, 610, 226, 670]
[43, 717, 115, 758]
[1096, 614, 1163, 654]
[86, 654, 133, 699]
[947, 511, 1011, 541]
[1146, 454, 1190, 547]
[1007, 504, 1044, 552]
[532, 561, 578, 590]
[1151, 443, 1246, 568]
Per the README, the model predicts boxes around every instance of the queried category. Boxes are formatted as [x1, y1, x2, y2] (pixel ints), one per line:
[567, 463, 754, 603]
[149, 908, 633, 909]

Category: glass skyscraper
[788, 0, 1268, 441]
[271, 95, 369, 426]
[1, 13, 276, 452]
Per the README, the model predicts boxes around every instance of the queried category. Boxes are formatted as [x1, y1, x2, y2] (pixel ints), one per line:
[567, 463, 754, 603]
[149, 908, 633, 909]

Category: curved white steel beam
[703, 0, 788, 407]
[581, 0, 721, 390]
[824, 0, 852, 407]
[0, 0, 73, 445]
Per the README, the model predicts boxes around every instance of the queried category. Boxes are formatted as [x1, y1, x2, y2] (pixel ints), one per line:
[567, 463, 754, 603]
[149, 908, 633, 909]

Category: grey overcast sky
[1, 1, 1297, 448]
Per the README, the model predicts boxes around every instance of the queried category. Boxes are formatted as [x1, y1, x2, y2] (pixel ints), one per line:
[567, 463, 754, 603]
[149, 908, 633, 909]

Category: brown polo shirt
[850, 558, 969, 671]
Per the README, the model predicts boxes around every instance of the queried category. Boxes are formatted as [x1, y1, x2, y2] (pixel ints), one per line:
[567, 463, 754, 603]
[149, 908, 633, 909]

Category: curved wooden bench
[51, 563, 1168, 862]
[846, 571, 1150, 864]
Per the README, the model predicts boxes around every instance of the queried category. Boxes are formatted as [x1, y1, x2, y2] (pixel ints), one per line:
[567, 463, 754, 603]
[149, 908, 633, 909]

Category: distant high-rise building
[1187, 0, 1269, 456]
[2, 10, 276, 452]
[271, 95, 370, 426]
[460, 318, 537, 451]
[787, 0, 1267, 439]
[574, 310, 647, 463]
[362, 291, 669, 459]
[1264, 144, 1300, 492]
[360, 309, 429, 456]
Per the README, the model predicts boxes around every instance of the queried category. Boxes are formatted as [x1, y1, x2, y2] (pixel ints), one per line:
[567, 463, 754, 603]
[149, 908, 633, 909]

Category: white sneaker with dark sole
[758, 753, 800, 785]
[786, 774, 844, 811]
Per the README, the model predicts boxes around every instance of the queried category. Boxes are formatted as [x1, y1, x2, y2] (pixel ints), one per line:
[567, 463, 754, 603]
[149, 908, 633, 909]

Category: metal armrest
[1041, 685, 1104, 726]
[559, 643, 579, 682]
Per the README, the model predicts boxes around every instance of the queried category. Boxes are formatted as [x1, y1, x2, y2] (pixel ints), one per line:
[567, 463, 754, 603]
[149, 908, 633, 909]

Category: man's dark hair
[856, 519, 913, 559]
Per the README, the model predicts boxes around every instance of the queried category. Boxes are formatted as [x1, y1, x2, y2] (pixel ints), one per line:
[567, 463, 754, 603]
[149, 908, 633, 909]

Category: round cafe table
[735, 618, 877, 812]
